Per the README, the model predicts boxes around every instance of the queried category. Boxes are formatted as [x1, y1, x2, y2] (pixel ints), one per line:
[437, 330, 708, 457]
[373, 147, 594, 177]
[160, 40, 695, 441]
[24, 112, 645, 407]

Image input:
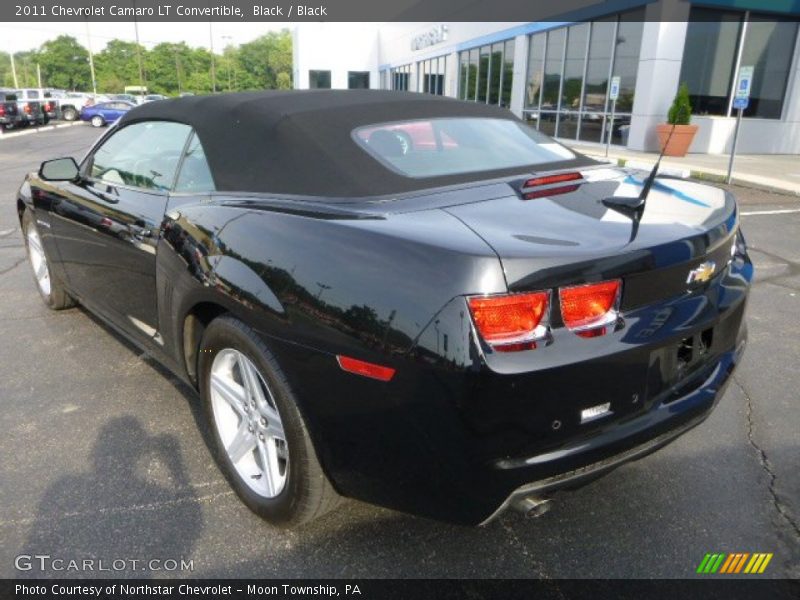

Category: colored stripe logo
[696, 553, 773, 574]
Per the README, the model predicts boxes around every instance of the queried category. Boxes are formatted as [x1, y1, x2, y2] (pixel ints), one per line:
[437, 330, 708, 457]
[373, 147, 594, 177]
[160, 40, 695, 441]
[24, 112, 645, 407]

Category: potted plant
[656, 83, 698, 157]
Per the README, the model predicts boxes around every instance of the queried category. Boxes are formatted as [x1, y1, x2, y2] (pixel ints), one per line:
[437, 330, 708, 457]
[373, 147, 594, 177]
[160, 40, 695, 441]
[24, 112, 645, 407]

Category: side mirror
[39, 157, 80, 182]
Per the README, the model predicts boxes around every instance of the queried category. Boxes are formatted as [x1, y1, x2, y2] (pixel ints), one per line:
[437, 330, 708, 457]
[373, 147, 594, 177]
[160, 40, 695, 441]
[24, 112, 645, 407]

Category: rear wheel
[22, 210, 75, 310]
[61, 106, 78, 121]
[90, 115, 105, 128]
[198, 316, 341, 527]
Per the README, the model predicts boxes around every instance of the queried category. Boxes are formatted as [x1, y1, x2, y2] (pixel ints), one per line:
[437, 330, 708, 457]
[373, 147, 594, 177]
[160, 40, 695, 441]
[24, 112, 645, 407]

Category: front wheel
[198, 316, 341, 527]
[22, 210, 75, 310]
[90, 115, 105, 127]
[62, 107, 78, 121]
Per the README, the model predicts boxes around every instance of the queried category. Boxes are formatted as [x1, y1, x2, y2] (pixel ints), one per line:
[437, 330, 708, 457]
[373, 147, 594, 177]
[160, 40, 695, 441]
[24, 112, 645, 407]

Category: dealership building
[293, 1, 800, 154]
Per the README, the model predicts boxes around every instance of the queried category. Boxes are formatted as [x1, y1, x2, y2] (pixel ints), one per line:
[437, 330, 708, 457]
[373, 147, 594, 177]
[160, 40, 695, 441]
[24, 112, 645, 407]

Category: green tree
[5, 50, 41, 88]
[37, 36, 90, 90]
[236, 30, 292, 90]
[95, 39, 144, 93]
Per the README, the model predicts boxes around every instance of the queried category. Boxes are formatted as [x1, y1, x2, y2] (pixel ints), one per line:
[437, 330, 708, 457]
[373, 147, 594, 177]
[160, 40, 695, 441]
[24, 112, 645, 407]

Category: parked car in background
[143, 94, 168, 103]
[14, 89, 54, 124]
[0, 89, 23, 131]
[15, 88, 68, 120]
[80, 101, 135, 127]
[8, 90, 46, 127]
[60, 92, 109, 121]
[111, 93, 140, 105]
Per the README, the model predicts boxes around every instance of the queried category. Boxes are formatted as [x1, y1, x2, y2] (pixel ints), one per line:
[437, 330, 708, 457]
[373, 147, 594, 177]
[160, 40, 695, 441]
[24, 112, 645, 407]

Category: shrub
[667, 83, 693, 125]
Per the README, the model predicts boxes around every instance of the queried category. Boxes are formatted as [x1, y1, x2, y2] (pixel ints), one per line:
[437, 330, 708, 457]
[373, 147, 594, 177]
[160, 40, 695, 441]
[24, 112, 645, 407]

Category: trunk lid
[442, 167, 738, 309]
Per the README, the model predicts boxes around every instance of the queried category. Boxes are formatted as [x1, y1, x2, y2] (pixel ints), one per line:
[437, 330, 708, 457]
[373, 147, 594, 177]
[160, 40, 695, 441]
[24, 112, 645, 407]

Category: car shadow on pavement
[19, 415, 202, 579]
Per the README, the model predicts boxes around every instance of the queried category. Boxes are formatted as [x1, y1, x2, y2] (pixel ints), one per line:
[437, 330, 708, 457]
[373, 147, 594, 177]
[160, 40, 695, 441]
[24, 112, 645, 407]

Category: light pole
[209, 22, 217, 93]
[174, 48, 182, 94]
[222, 35, 233, 92]
[85, 19, 98, 94]
[132, 0, 145, 95]
[10, 51, 19, 88]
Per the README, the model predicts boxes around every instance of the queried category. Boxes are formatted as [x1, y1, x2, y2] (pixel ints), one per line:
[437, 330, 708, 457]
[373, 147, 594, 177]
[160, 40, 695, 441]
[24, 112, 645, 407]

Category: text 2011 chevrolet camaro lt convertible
[18, 91, 752, 526]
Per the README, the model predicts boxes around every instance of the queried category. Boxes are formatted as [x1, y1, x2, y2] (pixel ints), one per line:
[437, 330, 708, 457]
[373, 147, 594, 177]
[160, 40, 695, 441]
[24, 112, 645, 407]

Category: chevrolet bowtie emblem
[687, 261, 716, 284]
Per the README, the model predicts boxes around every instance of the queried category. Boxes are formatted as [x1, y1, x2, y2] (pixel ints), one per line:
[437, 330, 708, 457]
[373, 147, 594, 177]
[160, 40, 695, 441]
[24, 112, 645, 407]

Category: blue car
[80, 101, 135, 127]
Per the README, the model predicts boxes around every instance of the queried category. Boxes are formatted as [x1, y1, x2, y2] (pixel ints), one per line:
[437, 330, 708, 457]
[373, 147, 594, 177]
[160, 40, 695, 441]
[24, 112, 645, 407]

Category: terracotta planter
[656, 123, 699, 157]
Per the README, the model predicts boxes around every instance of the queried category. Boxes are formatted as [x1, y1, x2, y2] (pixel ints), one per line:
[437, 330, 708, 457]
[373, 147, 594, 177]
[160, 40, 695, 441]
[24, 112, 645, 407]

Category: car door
[46, 120, 192, 346]
[106, 102, 125, 122]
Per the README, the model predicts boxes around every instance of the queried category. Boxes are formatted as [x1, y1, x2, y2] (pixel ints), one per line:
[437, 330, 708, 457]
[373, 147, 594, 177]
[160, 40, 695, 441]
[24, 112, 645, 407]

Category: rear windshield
[353, 117, 576, 178]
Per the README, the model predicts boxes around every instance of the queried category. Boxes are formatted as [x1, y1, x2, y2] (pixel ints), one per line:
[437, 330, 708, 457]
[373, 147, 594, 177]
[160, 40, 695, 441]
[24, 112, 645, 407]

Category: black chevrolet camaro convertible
[18, 91, 752, 526]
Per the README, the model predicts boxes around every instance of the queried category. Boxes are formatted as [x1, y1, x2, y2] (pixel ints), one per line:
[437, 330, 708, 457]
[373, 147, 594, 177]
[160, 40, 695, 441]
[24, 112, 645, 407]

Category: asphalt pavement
[0, 125, 797, 579]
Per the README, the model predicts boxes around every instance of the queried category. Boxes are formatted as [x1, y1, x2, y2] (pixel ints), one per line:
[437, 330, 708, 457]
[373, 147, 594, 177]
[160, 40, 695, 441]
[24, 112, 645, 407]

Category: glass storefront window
[418, 56, 447, 95]
[501, 40, 515, 108]
[489, 43, 503, 104]
[524, 33, 546, 110]
[467, 49, 479, 100]
[309, 70, 331, 89]
[740, 16, 799, 119]
[522, 10, 643, 145]
[541, 28, 565, 112]
[458, 39, 516, 106]
[579, 17, 616, 143]
[612, 9, 645, 113]
[681, 9, 795, 119]
[538, 112, 557, 137]
[390, 64, 411, 91]
[562, 23, 589, 112]
[477, 46, 490, 103]
[679, 10, 742, 116]
[582, 18, 615, 114]
[348, 71, 370, 89]
[459, 52, 468, 99]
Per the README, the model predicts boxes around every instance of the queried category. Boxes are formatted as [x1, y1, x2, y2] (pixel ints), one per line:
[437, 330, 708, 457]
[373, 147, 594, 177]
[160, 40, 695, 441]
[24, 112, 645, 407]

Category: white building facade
[293, 2, 800, 155]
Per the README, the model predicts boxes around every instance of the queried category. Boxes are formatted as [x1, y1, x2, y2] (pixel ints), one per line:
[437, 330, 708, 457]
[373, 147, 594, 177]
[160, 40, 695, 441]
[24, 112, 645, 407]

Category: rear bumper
[480, 340, 743, 524]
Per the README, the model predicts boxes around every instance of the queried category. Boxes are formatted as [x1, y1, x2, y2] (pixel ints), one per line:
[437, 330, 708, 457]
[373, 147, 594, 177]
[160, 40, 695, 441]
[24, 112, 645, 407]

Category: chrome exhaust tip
[513, 495, 551, 519]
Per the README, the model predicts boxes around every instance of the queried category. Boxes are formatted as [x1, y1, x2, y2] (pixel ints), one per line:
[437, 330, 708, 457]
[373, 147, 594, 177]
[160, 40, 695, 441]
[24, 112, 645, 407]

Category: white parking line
[0, 121, 83, 141]
[741, 209, 800, 216]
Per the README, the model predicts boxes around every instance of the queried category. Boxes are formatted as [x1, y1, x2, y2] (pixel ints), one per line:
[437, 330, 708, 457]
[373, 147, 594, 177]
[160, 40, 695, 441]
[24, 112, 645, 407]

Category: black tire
[62, 107, 78, 121]
[21, 209, 75, 310]
[198, 315, 341, 527]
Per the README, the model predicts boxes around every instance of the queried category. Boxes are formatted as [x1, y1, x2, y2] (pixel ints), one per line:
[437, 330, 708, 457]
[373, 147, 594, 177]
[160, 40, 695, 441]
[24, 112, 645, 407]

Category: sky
[0, 21, 294, 53]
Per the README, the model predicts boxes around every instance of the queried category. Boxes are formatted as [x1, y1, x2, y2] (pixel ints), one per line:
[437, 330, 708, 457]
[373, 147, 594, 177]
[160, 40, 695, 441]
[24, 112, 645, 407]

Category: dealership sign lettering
[411, 25, 448, 51]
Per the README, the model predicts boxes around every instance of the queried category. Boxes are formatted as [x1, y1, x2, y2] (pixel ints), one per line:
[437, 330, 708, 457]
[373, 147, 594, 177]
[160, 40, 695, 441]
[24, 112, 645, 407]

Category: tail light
[523, 173, 583, 188]
[0, 105, 5, 117]
[468, 291, 549, 351]
[519, 172, 583, 200]
[559, 279, 621, 337]
[336, 355, 395, 382]
[24, 103, 32, 114]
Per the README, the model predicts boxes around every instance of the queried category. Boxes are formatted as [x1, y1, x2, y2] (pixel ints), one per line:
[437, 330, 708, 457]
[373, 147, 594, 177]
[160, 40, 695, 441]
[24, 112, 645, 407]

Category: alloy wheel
[209, 348, 289, 498]
[26, 225, 51, 297]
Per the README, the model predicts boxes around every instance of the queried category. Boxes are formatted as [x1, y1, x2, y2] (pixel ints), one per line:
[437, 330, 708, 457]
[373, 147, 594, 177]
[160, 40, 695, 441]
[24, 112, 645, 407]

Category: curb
[0, 121, 84, 142]
[575, 149, 800, 198]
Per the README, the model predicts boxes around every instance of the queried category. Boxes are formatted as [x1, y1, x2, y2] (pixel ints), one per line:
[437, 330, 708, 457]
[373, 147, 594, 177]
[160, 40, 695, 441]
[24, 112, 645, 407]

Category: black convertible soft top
[118, 90, 591, 198]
